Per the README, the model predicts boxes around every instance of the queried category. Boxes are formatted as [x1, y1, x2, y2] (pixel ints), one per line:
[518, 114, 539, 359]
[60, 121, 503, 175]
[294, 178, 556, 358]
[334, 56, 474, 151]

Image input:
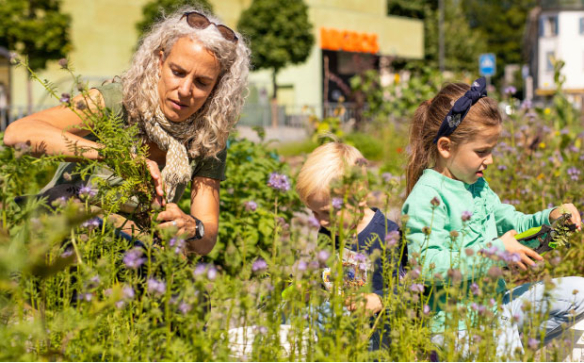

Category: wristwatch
[187, 215, 205, 241]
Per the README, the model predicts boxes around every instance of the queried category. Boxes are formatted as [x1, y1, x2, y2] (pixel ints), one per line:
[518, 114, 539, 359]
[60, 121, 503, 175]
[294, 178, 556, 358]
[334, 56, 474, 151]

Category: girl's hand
[550, 203, 582, 231]
[156, 203, 196, 237]
[501, 230, 543, 270]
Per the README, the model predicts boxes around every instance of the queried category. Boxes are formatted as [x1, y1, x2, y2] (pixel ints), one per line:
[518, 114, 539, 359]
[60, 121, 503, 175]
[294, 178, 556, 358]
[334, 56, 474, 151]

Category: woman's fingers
[145, 159, 165, 205]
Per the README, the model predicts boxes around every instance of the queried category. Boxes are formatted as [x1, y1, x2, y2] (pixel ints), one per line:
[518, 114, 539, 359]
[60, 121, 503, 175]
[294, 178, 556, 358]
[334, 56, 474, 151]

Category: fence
[1, 102, 370, 131]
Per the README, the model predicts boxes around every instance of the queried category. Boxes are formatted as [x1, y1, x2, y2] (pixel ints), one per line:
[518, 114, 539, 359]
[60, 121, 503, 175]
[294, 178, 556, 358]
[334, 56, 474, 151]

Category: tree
[237, 0, 314, 127]
[0, 0, 72, 112]
[136, 0, 213, 39]
[463, 0, 537, 80]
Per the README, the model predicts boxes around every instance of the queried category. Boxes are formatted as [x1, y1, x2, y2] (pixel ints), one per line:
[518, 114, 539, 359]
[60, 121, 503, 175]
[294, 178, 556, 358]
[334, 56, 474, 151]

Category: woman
[4, 8, 250, 256]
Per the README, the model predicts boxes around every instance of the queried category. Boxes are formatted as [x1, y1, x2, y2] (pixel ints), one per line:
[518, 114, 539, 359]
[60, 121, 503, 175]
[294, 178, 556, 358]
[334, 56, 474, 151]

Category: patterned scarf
[143, 106, 197, 201]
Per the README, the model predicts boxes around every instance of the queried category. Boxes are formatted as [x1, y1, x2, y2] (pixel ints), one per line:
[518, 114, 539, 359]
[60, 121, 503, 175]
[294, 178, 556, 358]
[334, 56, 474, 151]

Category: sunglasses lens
[186, 13, 210, 29]
[217, 25, 238, 42]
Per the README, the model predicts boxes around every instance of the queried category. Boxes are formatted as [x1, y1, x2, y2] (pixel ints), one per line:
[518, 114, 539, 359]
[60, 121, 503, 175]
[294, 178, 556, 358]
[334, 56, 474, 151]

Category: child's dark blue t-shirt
[319, 208, 406, 297]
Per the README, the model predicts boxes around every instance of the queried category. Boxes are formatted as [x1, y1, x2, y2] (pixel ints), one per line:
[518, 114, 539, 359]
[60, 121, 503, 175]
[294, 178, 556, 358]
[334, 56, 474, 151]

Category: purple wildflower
[81, 217, 101, 230]
[61, 249, 74, 258]
[410, 284, 425, 293]
[77, 292, 93, 302]
[461, 211, 473, 222]
[381, 172, 393, 183]
[78, 184, 96, 199]
[385, 230, 400, 248]
[504, 86, 516, 95]
[307, 216, 320, 229]
[169, 237, 185, 254]
[207, 265, 218, 280]
[122, 286, 135, 300]
[252, 258, 268, 273]
[331, 197, 343, 210]
[193, 263, 206, 277]
[423, 305, 431, 315]
[297, 260, 308, 271]
[267, 172, 291, 192]
[308, 260, 320, 270]
[568, 167, 580, 181]
[59, 93, 71, 104]
[178, 302, 192, 315]
[244, 200, 258, 212]
[521, 99, 532, 110]
[528, 338, 539, 350]
[470, 303, 479, 311]
[354, 253, 367, 263]
[430, 196, 440, 207]
[257, 326, 268, 335]
[123, 248, 146, 269]
[317, 250, 330, 264]
[147, 278, 166, 297]
[470, 282, 481, 296]
[58, 58, 68, 69]
[87, 275, 100, 288]
[498, 165, 508, 171]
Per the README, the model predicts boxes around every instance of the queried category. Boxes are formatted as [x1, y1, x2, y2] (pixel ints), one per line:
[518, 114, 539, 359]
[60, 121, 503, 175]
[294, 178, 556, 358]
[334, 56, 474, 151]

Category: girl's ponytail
[406, 100, 432, 196]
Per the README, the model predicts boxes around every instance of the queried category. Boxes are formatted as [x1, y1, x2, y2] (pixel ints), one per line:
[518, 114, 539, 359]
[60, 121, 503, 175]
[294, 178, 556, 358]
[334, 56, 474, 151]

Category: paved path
[235, 126, 309, 143]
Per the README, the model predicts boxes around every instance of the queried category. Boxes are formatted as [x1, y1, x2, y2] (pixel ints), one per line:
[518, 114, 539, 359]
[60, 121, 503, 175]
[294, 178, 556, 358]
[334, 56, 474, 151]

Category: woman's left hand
[156, 203, 196, 237]
[550, 203, 582, 231]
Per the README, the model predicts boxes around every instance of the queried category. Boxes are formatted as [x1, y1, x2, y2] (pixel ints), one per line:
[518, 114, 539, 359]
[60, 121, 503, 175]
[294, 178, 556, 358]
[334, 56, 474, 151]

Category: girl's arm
[156, 176, 219, 255]
[403, 193, 505, 286]
[491, 189, 555, 236]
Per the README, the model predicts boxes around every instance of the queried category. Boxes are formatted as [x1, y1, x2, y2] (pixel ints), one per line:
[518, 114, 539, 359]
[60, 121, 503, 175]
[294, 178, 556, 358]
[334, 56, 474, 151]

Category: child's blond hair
[296, 142, 365, 204]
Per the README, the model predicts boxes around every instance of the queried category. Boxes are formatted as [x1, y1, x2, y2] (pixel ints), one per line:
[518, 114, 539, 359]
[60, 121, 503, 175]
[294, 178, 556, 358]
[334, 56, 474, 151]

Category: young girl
[402, 77, 584, 358]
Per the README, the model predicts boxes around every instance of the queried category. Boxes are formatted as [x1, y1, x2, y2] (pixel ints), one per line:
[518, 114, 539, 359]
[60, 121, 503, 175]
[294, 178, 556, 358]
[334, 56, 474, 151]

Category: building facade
[6, 0, 423, 126]
[536, 0, 584, 101]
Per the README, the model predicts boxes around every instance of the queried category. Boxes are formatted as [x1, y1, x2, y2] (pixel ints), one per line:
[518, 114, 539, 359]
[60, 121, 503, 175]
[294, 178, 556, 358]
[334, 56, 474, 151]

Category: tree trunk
[271, 69, 278, 128]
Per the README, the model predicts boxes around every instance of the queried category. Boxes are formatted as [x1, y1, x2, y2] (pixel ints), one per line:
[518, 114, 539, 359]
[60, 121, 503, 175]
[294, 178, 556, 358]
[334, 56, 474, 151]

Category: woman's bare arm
[3, 89, 104, 160]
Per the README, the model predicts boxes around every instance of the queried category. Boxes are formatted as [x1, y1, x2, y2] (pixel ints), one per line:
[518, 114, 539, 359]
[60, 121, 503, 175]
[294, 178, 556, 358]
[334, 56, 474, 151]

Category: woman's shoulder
[93, 82, 124, 118]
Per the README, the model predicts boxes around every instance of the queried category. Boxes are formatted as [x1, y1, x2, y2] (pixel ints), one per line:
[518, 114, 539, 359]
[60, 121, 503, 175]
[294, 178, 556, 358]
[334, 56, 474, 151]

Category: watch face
[197, 220, 205, 238]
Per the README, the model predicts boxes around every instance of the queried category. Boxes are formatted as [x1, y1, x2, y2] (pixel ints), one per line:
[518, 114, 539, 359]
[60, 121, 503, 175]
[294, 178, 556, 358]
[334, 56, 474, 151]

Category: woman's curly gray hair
[121, 6, 250, 159]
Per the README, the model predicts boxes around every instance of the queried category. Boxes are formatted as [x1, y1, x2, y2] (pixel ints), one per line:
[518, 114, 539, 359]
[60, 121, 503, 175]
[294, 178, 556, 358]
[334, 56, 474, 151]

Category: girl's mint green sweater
[402, 169, 553, 332]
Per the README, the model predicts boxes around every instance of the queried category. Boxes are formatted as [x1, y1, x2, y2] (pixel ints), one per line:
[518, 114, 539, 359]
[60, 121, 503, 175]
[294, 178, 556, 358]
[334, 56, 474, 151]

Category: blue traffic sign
[479, 53, 496, 77]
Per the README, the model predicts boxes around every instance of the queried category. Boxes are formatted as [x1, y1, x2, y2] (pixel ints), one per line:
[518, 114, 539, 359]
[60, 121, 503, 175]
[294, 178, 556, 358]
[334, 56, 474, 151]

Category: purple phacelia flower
[297, 260, 308, 271]
[331, 197, 343, 210]
[568, 167, 580, 181]
[385, 230, 400, 248]
[252, 258, 268, 273]
[354, 253, 367, 263]
[381, 172, 393, 183]
[81, 217, 101, 230]
[504, 86, 516, 95]
[123, 248, 146, 269]
[528, 338, 539, 350]
[423, 305, 431, 315]
[193, 263, 206, 277]
[461, 211, 473, 222]
[470, 282, 481, 296]
[410, 284, 425, 293]
[78, 184, 96, 198]
[244, 200, 258, 212]
[317, 250, 330, 264]
[267, 172, 291, 192]
[207, 265, 218, 280]
[169, 237, 185, 254]
[147, 278, 166, 297]
[430, 196, 440, 207]
[59, 93, 71, 103]
[178, 302, 192, 315]
[122, 285, 135, 300]
[307, 216, 320, 229]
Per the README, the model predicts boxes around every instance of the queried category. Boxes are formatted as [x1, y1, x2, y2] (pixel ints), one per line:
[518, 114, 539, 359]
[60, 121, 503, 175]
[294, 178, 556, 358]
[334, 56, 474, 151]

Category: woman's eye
[172, 70, 184, 77]
[196, 79, 210, 87]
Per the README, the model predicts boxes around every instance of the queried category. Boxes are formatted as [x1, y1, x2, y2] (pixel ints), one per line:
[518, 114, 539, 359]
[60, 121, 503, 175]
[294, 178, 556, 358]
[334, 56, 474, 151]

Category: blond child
[296, 142, 405, 349]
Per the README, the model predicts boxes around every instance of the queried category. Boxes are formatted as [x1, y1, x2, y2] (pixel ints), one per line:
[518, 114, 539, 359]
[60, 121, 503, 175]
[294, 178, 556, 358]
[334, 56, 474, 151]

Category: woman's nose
[177, 80, 192, 98]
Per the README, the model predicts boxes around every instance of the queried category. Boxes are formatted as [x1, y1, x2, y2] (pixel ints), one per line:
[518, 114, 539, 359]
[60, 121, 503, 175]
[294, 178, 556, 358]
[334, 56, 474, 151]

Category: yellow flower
[537, 173, 545, 180]
[539, 142, 546, 149]
[544, 108, 551, 115]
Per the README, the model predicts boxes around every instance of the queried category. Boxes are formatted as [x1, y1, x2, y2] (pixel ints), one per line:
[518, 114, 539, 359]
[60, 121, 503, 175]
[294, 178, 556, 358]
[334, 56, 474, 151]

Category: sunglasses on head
[180, 11, 238, 43]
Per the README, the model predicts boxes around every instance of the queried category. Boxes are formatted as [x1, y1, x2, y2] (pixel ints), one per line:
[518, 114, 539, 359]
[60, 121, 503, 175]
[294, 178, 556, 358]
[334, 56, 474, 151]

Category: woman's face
[157, 37, 221, 122]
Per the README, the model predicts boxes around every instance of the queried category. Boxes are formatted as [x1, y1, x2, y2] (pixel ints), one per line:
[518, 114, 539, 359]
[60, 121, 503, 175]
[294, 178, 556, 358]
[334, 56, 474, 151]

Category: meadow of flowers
[0, 61, 583, 361]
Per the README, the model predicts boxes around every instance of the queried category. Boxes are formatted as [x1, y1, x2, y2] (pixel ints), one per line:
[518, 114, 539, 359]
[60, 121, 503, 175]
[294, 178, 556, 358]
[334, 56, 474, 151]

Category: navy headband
[433, 77, 487, 144]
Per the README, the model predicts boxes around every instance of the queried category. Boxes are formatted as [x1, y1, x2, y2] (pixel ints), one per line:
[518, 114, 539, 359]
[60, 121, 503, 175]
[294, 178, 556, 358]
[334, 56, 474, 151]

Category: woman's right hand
[500, 230, 543, 270]
[144, 158, 165, 206]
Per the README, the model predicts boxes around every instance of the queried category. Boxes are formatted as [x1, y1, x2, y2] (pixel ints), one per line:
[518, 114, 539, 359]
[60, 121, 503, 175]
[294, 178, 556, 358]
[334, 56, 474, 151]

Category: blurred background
[0, 0, 583, 142]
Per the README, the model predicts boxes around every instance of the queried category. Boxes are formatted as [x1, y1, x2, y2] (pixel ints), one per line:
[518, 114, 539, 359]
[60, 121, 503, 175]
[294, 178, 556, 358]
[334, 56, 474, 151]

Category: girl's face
[157, 37, 221, 122]
[437, 125, 502, 184]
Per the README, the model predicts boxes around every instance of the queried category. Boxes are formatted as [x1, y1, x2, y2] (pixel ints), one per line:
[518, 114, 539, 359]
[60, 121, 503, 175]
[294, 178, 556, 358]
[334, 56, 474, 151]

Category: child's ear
[436, 137, 453, 159]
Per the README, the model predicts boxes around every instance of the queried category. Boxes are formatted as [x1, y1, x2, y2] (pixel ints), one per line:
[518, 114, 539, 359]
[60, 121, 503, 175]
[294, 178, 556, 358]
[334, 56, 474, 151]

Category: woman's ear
[158, 50, 165, 70]
[436, 137, 453, 159]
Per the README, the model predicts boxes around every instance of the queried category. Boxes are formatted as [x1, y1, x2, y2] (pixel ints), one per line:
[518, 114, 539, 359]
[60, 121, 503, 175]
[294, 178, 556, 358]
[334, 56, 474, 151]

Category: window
[546, 51, 555, 72]
[540, 15, 559, 37]
[580, 17, 584, 35]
